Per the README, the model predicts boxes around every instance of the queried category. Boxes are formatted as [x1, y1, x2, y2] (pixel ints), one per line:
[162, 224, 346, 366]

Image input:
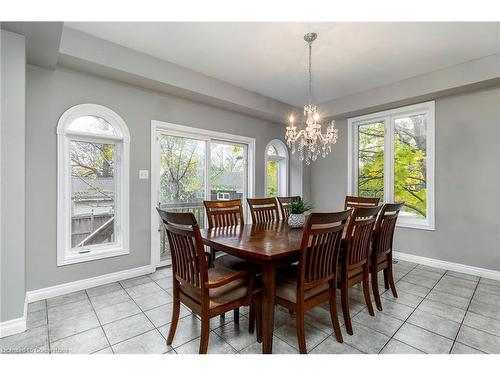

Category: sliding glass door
[157, 134, 207, 264]
[153, 128, 249, 267]
[210, 141, 247, 203]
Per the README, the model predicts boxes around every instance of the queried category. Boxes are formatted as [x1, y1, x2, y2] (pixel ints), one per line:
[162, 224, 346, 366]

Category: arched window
[57, 104, 130, 265]
[265, 139, 288, 197]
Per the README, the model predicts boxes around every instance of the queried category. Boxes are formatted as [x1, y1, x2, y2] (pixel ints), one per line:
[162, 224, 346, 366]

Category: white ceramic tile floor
[2, 261, 499, 354]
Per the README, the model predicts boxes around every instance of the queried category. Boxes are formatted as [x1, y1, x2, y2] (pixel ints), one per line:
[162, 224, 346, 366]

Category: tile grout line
[104, 279, 162, 350]
[119, 275, 174, 353]
[369, 262, 425, 354]
[309, 304, 367, 353]
[349, 261, 420, 353]
[47, 304, 162, 347]
[118, 273, 225, 354]
[26, 263, 496, 355]
[379, 288, 473, 342]
[152, 266, 250, 353]
[45, 284, 255, 353]
[458, 285, 500, 327]
[448, 276, 481, 354]
[309, 260, 418, 354]
[379, 272, 481, 342]
[45, 299, 51, 354]
[85, 289, 115, 354]
[377, 266, 448, 354]
[46, 296, 107, 350]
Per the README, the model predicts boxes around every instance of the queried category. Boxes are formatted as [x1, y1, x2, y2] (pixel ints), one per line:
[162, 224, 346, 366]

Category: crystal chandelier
[286, 32, 338, 165]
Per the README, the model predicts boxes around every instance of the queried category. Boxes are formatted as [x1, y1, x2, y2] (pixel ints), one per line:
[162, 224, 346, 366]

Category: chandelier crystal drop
[285, 32, 338, 165]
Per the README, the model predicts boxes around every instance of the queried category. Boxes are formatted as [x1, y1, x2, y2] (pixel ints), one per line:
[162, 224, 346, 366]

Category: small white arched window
[265, 139, 288, 197]
[57, 104, 130, 266]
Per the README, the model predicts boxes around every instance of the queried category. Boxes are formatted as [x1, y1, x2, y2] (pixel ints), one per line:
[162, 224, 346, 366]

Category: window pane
[357, 121, 384, 199]
[266, 159, 278, 197]
[67, 116, 117, 136]
[158, 135, 206, 264]
[159, 134, 206, 217]
[71, 140, 115, 248]
[394, 114, 427, 218]
[210, 142, 246, 202]
[267, 145, 278, 156]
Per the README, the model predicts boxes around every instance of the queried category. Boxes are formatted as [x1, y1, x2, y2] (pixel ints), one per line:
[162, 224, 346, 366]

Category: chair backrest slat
[157, 208, 208, 289]
[344, 195, 380, 209]
[247, 198, 280, 224]
[343, 206, 382, 269]
[373, 203, 403, 256]
[277, 196, 301, 220]
[204, 199, 244, 229]
[298, 210, 351, 289]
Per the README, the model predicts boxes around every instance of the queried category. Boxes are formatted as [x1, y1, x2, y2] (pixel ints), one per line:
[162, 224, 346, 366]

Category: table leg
[261, 263, 276, 354]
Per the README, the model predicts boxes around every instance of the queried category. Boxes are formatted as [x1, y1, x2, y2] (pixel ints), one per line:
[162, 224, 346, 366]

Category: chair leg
[167, 285, 180, 345]
[341, 283, 353, 335]
[296, 307, 307, 354]
[383, 268, 389, 290]
[329, 285, 343, 343]
[255, 296, 263, 343]
[209, 248, 216, 267]
[363, 265, 375, 316]
[233, 308, 240, 325]
[199, 316, 210, 354]
[388, 257, 398, 298]
[371, 269, 383, 311]
[248, 301, 255, 334]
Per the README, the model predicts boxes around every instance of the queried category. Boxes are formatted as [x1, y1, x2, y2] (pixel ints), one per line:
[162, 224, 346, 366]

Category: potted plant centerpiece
[287, 200, 313, 228]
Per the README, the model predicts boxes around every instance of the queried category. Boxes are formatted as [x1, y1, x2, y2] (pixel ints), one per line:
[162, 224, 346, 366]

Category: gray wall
[1, 30, 27, 321]
[311, 86, 500, 271]
[25, 64, 291, 291]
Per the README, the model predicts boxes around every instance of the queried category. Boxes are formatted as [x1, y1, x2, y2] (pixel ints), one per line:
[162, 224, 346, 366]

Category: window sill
[57, 246, 129, 266]
[396, 221, 435, 231]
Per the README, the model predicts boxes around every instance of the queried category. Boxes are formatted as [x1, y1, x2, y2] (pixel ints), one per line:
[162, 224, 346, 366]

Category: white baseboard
[2, 265, 155, 338]
[26, 264, 155, 303]
[0, 296, 27, 338]
[393, 251, 500, 281]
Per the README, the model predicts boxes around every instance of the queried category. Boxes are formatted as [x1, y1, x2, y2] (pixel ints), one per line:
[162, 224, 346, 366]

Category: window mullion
[352, 124, 359, 196]
[384, 116, 393, 204]
[114, 143, 121, 242]
[205, 139, 211, 228]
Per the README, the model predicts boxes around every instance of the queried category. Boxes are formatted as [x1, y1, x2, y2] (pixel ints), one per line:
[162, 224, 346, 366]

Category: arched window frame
[57, 104, 130, 266]
[265, 139, 289, 197]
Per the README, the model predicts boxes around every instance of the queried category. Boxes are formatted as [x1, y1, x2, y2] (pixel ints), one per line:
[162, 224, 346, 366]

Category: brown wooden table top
[200, 221, 304, 262]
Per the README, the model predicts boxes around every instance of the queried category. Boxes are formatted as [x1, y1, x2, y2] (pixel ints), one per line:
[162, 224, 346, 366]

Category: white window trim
[347, 101, 435, 231]
[150, 120, 256, 268]
[265, 139, 289, 197]
[57, 104, 130, 266]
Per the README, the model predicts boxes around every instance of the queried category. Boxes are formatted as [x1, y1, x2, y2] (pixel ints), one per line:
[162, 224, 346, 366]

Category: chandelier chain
[308, 40, 313, 104]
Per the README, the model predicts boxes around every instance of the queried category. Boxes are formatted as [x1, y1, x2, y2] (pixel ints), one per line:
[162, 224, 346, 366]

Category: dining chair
[204, 199, 255, 325]
[339, 205, 382, 335]
[205, 199, 244, 229]
[204, 199, 246, 267]
[344, 195, 380, 209]
[370, 202, 404, 311]
[275, 210, 352, 353]
[247, 197, 280, 223]
[277, 196, 301, 220]
[156, 208, 260, 353]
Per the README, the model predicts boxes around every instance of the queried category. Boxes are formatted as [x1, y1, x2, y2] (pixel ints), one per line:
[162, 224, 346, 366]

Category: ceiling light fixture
[285, 32, 338, 165]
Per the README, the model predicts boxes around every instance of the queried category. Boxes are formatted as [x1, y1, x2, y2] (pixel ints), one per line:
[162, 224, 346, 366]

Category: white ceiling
[66, 22, 500, 107]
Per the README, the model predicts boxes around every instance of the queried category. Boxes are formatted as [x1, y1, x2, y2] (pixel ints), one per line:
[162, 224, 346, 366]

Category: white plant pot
[288, 213, 305, 228]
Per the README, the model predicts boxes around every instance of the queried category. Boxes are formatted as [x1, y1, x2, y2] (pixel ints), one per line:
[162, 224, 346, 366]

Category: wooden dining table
[200, 221, 304, 354]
